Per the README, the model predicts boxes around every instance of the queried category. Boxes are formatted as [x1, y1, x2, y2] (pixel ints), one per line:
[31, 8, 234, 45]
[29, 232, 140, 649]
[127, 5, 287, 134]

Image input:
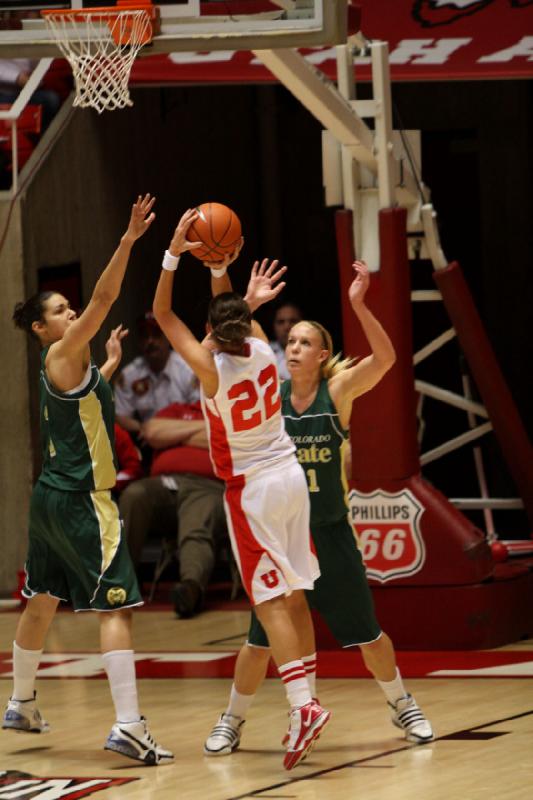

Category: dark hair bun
[12, 291, 54, 337]
[213, 319, 250, 345]
[12, 301, 29, 330]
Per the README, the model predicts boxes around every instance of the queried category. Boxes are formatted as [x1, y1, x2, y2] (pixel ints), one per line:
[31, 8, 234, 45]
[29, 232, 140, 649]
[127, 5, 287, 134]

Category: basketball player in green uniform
[3, 195, 173, 766]
[204, 259, 433, 756]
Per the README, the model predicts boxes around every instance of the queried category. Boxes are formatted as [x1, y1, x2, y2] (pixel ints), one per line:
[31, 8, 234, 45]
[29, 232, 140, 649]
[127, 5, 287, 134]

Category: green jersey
[39, 347, 117, 492]
[281, 378, 349, 527]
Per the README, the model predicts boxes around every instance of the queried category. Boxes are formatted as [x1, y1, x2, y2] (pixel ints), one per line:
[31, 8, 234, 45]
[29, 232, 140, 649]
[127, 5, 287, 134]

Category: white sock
[12, 641, 42, 702]
[376, 668, 408, 705]
[225, 684, 254, 720]
[302, 652, 317, 699]
[278, 660, 312, 708]
[102, 649, 140, 723]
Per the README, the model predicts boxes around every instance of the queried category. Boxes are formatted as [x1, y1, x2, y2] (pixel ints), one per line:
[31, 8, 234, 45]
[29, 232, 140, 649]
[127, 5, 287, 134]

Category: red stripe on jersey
[225, 477, 268, 600]
[204, 402, 234, 481]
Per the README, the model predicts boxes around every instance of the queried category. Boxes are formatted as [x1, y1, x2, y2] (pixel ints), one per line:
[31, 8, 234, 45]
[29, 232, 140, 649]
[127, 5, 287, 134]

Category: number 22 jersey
[201, 337, 296, 483]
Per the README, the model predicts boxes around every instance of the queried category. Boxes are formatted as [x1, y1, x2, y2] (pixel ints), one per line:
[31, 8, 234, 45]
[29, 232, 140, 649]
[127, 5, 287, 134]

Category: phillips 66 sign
[348, 488, 426, 583]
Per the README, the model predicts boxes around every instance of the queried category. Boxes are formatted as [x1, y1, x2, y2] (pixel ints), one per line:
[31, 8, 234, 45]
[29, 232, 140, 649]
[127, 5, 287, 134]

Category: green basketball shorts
[23, 480, 142, 612]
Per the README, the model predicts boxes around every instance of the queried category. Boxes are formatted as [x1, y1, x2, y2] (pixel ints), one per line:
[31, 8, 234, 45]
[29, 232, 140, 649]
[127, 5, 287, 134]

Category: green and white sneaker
[390, 694, 434, 743]
[204, 713, 244, 756]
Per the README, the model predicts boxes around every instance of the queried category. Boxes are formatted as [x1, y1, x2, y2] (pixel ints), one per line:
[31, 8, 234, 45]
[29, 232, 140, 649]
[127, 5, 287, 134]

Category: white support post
[371, 41, 395, 209]
[0, 58, 53, 195]
[336, 43, 360, 257]
[421, 203, 447, 269]
[254, 47, 421, 224]
[254, 48, 377, 169]
[462, 371, 496, 541]
[10, 121, 18, 195]
[413, 328, 456, 365]
[8, 59, 53, 120]
[411, 290, 442, 302]
[322, 130, 343, 206]
[335, 43, 355, 101]
[414, 380, 489, 418]
[420, 422, 493, 466]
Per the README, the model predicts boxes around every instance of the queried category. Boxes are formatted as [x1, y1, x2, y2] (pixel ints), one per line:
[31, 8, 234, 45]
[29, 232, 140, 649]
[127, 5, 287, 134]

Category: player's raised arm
[55, 195, 155, 358]
[207, 256, 287, 343]
[243, 258, 287, 343]
[100, 324, 129, 382]
[244, 258, 287, 312]
[153, 209, 218, 396]
[329, 261, 396, 414]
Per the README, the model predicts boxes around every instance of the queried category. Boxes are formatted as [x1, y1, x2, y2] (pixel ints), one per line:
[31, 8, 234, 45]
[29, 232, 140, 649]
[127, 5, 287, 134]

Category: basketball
[187, 202, 242, 263]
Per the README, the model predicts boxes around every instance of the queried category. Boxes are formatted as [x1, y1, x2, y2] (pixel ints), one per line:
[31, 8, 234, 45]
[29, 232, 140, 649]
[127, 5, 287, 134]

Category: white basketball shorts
[223, 459, 320, 605]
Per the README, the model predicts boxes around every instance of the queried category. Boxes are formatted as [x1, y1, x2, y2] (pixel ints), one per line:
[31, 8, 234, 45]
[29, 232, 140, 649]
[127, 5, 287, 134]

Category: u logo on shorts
[259, 569, 280, 589]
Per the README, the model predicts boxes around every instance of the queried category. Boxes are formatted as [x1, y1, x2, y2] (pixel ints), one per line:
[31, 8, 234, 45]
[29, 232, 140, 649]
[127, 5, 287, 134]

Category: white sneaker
[104, 716, 174, 766]
[2, 693, 50, 733]
[390, 694, 434, 743]
[204, 713, 244, 756]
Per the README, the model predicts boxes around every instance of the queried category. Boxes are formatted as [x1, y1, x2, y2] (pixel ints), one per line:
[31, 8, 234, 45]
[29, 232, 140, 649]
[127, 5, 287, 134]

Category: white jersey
[201, 337, 296, 483]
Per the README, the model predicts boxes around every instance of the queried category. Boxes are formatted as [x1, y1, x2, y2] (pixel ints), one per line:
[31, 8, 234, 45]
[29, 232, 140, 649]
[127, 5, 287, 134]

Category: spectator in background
[119, 401, 226, 619]
[0, 59, 60, 129]
[114, 311, 199, 437]
[269, 301, 302, 380]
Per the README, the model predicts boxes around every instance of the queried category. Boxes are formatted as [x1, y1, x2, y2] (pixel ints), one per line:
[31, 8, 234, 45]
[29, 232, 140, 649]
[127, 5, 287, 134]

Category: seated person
[0, 58, 61, 130]
[119, 401, 226, 618]
[269, 301, 302, 380]
[114, 311, 199, 436]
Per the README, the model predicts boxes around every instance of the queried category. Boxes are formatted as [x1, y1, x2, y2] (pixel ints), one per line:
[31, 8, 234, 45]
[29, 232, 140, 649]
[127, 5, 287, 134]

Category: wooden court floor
[1, 607, 532, 800]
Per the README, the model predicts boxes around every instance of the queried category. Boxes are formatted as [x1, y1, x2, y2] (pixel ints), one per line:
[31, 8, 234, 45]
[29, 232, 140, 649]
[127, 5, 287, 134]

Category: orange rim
[41, 4, 157, 20]
[41, 4, 158, 47]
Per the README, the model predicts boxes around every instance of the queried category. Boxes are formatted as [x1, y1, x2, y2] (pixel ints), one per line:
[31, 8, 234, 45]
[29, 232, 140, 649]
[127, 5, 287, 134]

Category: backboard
[0, 1, 348, 57]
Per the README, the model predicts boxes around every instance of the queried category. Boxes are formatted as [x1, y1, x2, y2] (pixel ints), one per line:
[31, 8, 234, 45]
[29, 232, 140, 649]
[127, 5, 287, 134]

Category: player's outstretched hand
[203, 236, 244, 271]
[244, 258, 287, 312]
[105, 324, 129, 364]
[348, 260, 370, 309]
[169, 208, 204, 256]
[125, 194, 156, 243]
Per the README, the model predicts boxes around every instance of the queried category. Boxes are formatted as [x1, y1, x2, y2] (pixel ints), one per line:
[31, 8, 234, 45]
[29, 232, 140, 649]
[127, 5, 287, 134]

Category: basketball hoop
[41, 3, 159, 114]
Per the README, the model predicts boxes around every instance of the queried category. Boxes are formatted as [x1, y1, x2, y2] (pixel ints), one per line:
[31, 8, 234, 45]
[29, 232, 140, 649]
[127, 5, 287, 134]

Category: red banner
[131, 0, 533, 84]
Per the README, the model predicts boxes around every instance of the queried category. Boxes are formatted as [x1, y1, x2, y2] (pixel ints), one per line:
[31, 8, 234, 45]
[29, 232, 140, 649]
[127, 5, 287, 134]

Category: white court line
[0, 652, 235, 678]
[429, 662, 533, 677]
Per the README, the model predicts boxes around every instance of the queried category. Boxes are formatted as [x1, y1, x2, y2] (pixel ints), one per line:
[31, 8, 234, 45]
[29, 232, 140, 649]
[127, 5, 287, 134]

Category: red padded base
[314, 560, 533, 650]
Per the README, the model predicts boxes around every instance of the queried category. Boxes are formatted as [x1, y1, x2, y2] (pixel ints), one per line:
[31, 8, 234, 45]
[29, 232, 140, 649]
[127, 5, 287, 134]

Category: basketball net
[42, 9, 152, 114]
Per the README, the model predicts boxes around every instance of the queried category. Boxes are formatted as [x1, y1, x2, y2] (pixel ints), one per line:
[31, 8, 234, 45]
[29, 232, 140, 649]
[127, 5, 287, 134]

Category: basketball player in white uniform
[153, 209, 330, 770]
